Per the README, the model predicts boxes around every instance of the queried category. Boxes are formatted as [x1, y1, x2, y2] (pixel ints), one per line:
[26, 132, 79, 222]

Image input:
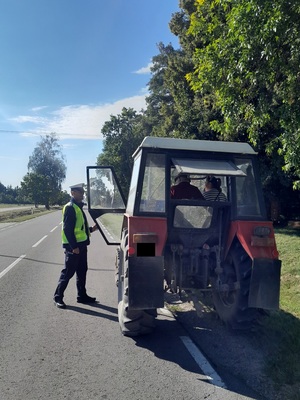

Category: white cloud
[12, 94, 147, 140]
[134, 62, 153, 75]
[20, 132, 40, 138]
[31, 106, 48, 112]
[0, 155, 21, 160]
[10, 115, 47, 124]
[61, 142, 77, 149]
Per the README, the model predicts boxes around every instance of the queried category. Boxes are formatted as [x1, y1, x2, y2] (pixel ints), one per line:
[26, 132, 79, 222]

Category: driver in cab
[170, 173, 204, 200]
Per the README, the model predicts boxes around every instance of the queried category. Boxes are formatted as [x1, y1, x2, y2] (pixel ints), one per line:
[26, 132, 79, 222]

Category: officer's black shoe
[77, 295, 96, 304]
[53, 298, 66, 309]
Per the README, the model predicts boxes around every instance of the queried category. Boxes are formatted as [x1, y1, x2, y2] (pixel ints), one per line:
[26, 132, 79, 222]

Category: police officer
[53, 183, 98, 309]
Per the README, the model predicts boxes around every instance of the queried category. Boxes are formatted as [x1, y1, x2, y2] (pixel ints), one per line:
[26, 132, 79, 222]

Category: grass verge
[0, 207, 57, 222]
[261, 227, 300, 398]
[96, 213, 124, 241]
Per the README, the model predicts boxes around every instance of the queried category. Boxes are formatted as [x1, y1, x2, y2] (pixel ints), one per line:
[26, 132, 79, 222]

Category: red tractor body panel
[226, 220, 279, 260]
[125, 215, 168, 257]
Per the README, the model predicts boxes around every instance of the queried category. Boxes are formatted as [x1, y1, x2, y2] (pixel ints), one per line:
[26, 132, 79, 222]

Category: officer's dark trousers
[54, 247, 88, 300]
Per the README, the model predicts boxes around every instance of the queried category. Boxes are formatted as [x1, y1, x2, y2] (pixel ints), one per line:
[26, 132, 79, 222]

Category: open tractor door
[87, 137, 281, 336]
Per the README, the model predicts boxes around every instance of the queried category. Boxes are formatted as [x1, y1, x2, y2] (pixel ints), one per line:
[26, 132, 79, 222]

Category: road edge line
[180, 335, 227, 389]
[0, 255, 26, 280]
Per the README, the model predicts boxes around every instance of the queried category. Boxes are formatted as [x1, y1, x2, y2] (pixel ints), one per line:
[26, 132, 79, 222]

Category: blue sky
[0, 0, 179, 191]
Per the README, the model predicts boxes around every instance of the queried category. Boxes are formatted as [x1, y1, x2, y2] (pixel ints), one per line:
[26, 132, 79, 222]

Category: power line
[0, 129, 101, 138]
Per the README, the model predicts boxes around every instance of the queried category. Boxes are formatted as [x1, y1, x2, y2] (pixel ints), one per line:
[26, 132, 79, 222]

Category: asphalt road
[0, 211, 261, 400]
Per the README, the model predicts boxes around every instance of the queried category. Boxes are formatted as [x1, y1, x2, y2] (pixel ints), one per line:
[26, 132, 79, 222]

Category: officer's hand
[73, 248, 80, 254]
[91, 224, 98, 232]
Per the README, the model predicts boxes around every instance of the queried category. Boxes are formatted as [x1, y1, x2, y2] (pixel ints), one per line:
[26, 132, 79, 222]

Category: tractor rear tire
[212, 240, 262, 329]
[117, 232, 156, 337]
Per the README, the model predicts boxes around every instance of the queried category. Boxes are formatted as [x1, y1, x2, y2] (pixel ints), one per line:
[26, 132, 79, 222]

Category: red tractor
[87, 137, 281, 336]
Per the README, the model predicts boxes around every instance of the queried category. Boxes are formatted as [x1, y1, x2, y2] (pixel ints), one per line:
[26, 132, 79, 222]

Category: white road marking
[32, 235, 48, 247]
[180, 336, 227, 389]
[0, 223, 18, 232]
[50, 226, 58, 232]
[0, 255, 26, 280]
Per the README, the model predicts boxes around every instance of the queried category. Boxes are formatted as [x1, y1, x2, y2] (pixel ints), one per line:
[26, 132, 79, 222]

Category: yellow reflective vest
[62, 202, 89, 245]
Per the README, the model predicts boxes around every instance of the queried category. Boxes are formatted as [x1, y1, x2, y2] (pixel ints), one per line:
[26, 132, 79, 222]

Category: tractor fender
[226, 221, 281, 310]
[225, 221, 279, 260]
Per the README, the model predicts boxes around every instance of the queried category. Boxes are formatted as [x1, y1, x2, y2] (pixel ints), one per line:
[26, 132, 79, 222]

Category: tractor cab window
[171, 158, 237, 200]
[174, 205, 213, 228]
[127, 153, 142, 214]
[139, 153, 166, 213]
[235, 159, 261, 216]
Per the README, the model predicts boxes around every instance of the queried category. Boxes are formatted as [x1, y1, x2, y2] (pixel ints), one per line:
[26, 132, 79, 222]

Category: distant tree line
[0, 133, 70, 208]
[0, 183, 22, 204]
[97, 0, 300, 220]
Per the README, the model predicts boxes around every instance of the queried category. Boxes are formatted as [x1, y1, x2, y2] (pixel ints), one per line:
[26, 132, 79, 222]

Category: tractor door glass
[88, 168, 125, 209]
[87, 166, 126, 245]
[235, 159, 261, 216]
[139, 153, 166, 213]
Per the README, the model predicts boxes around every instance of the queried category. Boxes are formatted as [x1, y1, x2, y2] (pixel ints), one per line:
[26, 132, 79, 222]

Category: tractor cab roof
[133, 136, 256, 158]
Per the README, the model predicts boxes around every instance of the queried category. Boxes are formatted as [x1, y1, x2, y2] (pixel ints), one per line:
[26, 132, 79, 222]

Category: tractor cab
[87, 137, 265, 246]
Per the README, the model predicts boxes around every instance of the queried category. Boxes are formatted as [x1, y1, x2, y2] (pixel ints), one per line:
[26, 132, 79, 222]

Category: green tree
[26, 133, 66, 208]
[0, 181, 5, 193]
[56, 190, 71, 206]
[146, 42, 220, 140]
[0, 182, 6, 203]
[21, 173, 47, 207]
[145, 0, 222, 140]
[97, 108, 145, 199]
[0, 183, 21, 204]
[146, 43, 178, 138]
[187, 0, 300, 188]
